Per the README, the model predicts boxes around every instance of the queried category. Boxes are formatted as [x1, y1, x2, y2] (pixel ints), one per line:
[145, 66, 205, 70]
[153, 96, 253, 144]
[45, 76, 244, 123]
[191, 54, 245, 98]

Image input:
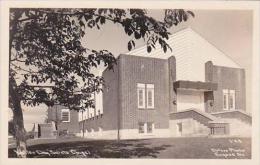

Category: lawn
[8, 137, 251, 159]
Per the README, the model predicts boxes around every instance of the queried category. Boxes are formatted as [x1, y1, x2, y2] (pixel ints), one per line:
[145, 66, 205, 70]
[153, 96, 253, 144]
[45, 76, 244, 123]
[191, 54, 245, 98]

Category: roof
[174, 80, 218, 91]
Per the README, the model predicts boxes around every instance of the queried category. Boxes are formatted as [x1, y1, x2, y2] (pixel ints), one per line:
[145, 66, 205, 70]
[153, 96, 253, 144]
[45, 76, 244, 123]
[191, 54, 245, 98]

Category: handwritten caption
[14, 149, 91, 157]
[211, 138, 246, 158]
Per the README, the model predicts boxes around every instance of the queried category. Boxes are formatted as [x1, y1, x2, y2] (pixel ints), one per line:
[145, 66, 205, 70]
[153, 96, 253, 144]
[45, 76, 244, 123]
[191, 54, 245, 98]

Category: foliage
[9, 8, 194, 111]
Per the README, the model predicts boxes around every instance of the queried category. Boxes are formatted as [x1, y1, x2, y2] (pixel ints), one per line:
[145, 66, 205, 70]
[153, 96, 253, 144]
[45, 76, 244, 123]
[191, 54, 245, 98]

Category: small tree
[9, 8, 194, 157]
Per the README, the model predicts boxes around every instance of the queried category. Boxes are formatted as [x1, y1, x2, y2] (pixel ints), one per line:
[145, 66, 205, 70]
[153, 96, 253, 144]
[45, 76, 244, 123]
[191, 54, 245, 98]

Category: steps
[211, 110, 252, 137]
[169, 108, 228, 137]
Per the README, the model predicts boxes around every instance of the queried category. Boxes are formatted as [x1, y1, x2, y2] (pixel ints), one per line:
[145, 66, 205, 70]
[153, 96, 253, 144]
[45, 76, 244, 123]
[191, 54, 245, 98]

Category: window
[138, 122, 145, 134]
[138, 122, 154, 134]
[147, 122, 154, 133]
[223, 90, 229, 110]
[146, 84, 154, 109]
[223, 89, 236, 110]
[229, 90, 235, 110]
[61, 109, 70, 122]
[137, 83, 155, 109]
[137, 83, 145, 108]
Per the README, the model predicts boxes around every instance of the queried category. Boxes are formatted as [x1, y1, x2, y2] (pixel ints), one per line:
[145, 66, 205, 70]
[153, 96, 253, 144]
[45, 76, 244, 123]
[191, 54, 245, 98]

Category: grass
[8, 137, 251, 159]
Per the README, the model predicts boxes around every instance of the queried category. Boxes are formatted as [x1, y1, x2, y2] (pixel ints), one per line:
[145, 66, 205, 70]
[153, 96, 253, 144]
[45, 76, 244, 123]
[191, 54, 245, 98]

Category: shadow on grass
[8, 140, 171, 158]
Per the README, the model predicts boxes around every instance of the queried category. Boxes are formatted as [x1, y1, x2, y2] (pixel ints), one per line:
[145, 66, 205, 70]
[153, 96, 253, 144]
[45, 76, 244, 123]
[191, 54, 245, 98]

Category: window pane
[229, 91, 235, 110]
[139, 90, 143, 106]
[229, 95, 233, 109]
[62, 112, 69, 122]
[146, 85, 154, 109]
[223, 95, 227, 109]
[147, 122, 153, 133]
[138, 123, 145, 133]
[148, 91, 152, 107]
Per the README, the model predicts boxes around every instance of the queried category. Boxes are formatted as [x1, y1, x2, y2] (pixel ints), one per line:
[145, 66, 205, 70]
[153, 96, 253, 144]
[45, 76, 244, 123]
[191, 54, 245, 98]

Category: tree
[9, 8, 194, 157]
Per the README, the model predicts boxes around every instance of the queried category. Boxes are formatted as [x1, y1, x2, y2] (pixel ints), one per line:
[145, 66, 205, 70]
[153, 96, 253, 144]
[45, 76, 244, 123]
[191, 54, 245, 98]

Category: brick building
[47, 28, 251, 139]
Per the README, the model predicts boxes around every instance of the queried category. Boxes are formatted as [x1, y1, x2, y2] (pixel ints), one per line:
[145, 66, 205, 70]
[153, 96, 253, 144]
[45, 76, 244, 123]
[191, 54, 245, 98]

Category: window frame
[223, 89, 236, 111]
[229, 90, 236, 110]
[138, 122, 154, 134]
[146, 84, 155, 109]
[61, 109, 70, 122]
[138, 122, 145, 134]
[223, 89, 229, 110]
[146, 122, 154, 134]
[137, 83, 146, 109]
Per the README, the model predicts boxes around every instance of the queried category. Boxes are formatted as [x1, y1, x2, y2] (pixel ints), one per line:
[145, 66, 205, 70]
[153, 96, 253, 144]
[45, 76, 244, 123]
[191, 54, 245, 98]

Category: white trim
[138, 122, 155, 134]
[223, 89, 236, 111]
[146, 84, 155, 109]
[61, 109, 70, 122]
[146, 84, 154, 89]
[223, 89, 229, 110]
[137, 83, 145, 109]
[137, 83, 145, 88]
[229, 90, 236, 110]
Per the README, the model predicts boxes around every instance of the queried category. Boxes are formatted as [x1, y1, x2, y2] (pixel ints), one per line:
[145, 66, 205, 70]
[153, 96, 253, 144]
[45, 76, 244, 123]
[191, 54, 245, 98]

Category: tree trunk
[9, 76, 27, 158]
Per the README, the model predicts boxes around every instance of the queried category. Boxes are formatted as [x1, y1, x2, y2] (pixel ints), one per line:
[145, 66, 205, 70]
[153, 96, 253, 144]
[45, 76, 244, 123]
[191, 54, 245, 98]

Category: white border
[0, 1, 259, 165]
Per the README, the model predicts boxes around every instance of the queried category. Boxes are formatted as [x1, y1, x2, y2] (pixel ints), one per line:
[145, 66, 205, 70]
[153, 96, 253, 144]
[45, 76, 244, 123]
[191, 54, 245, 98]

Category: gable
[125, 28, 240, 82]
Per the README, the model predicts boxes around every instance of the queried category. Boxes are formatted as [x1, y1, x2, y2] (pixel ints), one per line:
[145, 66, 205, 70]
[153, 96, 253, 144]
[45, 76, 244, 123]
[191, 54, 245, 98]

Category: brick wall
[168, 56, 177, 113]
[205, 61, 246, 113]
[47, 105, 79, 134]
[118, 54, 171, 129]
[79, 61, 120, 133]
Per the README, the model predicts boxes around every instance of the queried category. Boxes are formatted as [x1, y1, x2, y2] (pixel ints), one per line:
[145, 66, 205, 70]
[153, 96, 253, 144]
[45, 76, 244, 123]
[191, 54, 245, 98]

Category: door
[176, 123, 182, 136]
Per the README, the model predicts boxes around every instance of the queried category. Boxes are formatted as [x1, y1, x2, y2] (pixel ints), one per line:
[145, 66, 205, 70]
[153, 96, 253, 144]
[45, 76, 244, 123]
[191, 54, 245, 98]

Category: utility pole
[81, 110, 85, 137]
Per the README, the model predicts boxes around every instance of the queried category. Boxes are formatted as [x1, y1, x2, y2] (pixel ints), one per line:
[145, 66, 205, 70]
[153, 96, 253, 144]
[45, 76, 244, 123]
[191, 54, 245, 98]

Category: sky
[9, 9, 253, 131]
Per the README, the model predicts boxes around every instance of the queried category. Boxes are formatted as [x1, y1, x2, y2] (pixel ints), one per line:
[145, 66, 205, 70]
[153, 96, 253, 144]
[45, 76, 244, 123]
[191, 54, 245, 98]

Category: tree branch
[10, 63, 40, 74]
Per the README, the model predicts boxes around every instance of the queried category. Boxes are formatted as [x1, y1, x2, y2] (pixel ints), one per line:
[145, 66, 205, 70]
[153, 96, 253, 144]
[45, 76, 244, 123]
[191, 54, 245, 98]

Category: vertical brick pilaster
[168, 56, 177, 112]
[205, 61, 214, 82]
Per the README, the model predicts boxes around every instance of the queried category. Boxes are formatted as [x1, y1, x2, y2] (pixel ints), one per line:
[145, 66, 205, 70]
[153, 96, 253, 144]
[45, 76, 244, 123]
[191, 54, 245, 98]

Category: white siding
[78, 110, 89, 122]
[95, 91, 103, 115]
[125, 28, 240, 82]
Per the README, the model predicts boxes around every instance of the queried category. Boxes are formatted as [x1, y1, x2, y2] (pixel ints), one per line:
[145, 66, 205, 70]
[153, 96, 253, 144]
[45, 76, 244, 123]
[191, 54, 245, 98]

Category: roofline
[189, 27, 242, 68]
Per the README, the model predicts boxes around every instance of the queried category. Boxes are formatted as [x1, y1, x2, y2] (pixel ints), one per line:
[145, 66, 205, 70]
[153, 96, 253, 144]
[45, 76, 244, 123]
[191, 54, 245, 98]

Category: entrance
[177, 89, 205, 111]
[176, 123, 182, 136]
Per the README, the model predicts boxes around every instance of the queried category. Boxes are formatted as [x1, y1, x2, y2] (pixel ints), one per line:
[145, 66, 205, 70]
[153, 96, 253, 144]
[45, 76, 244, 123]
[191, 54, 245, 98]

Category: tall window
[146, 84, 154, 109]
[137, 83, 154, 109]
[229, 90, 235, 110]
[223, 89, 236, 110]
[137, 83, 146, 109]
[223, 90, 229, 110]
[61, 109, 70, 122]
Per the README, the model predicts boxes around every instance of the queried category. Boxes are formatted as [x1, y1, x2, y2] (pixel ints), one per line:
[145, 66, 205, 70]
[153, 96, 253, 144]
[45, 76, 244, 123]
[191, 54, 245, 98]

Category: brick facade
[205, 61, 246, 113]
[47, 105, 79, 134]
[118, 54, 172, 130]
[79, 62, 120, 134]
[47, 55, 248, 138]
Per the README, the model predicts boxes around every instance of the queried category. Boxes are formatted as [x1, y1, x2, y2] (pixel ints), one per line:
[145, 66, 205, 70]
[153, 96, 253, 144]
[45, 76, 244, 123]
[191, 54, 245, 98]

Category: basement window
[138, 122, 154, 134]
[138, 122, 145, 134]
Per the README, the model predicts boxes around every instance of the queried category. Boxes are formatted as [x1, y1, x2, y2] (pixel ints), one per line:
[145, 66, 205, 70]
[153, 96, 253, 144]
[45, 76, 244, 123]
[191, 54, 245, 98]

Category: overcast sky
[10, 9, 252, 131]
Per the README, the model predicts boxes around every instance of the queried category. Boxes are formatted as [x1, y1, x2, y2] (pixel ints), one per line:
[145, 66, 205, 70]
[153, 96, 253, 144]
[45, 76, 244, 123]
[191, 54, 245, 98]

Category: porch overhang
[173, 80, 218, 91]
